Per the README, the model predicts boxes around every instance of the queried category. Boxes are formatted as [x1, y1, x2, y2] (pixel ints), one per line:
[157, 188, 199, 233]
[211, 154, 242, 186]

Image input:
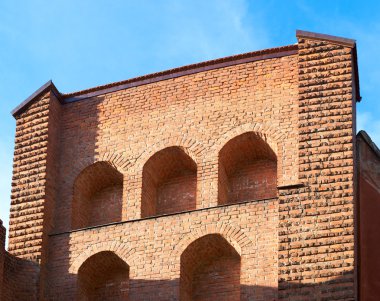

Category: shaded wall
[0, 220, 40, 301]
[358, 131, 380, 301]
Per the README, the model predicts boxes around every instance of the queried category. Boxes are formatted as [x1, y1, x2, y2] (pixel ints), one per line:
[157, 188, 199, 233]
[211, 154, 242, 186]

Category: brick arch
[211, 122, 288, 187]
[69, 241, 137, 274]
[171, 222, 253, 260]
[134, 136, 207, 173]
[211, 122, 286, 157]
[68, 151, 132, 184]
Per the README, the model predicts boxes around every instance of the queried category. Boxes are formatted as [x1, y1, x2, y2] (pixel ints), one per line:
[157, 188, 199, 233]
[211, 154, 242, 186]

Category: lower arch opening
[180, 234, 241, 300]
[77, 251, 129, 301]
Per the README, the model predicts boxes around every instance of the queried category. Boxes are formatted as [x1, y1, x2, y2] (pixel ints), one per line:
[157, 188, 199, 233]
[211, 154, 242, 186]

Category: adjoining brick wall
[0, 221, 40, 301]
[357, 131, 380, 300]
[278, 34, 357, 299]
[2, 254, 40, 301]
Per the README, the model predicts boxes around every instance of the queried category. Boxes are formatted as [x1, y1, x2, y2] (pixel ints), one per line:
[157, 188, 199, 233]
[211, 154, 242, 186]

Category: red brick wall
[357, 132, 380, 301]
[2, 254, 39, 301]
[52, 52, 299, 234]
[8, 90, 61, 262]
[6, 89, 62, 300]
[8, 92, 51, 260]
[47, 200, 278, 300]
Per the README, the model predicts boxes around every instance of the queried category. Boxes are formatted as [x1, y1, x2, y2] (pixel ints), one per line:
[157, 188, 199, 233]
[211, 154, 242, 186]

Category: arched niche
[72, 161, 123, 229]
[218, 132, 277, 205]
[141, 146, 197, 218]
[180, 234, 241, 301]
[77, 251, 129, 301]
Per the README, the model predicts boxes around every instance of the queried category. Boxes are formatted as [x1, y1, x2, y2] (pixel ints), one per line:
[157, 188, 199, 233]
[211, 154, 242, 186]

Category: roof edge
[357, 130, 380, 159]
[11, 80, 62, 118]
[63, 44, 298, 101]
[296, 30, 356, 48]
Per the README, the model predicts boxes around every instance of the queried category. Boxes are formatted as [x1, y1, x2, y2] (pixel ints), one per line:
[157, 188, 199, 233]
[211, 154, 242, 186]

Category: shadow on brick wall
[2, 254, 39, 301]
[43, 246, 354, 301]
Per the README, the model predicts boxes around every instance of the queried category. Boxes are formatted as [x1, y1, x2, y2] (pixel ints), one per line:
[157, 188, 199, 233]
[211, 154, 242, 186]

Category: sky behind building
[1, 0, 379, 233]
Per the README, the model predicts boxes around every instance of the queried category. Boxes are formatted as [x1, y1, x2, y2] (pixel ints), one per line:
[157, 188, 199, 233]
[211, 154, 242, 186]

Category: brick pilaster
[278, 32, 357, 300]
[8, 85, 61, 265]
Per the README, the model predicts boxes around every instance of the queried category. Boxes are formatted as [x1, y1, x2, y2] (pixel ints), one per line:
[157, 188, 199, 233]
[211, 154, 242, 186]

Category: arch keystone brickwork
[171, 222, 254, 261]
[69, 151, 132, 182]
[134, 136, 207, 172]
[211, 122, 298, 186]
[69, 241, 136, 275]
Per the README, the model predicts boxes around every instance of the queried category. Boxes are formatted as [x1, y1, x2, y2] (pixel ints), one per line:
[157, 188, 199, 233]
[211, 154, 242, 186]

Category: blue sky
[1, 0, 379, 234]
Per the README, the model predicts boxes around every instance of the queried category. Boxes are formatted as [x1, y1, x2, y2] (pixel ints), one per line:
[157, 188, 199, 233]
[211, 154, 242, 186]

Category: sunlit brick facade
[1, 30, 379, 300]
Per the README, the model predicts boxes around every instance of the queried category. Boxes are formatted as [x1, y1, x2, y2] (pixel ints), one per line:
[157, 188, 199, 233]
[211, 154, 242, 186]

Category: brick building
[0, 30, 379, 300]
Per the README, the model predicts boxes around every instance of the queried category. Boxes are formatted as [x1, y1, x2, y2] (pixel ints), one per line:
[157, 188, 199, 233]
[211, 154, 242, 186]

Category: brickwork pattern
[2, 253, 39, 300]
[180, 234, 241, 301]
[47, 200, 278, 300]
[72, 161, 123, 229]
[357, 132, 380, 301]
[141, 146, 197, 217]
[8, 92, 52, 260]
[77, 251, 129, 300]
[278, 38, 356, 299]
[218, 132, 277, 204]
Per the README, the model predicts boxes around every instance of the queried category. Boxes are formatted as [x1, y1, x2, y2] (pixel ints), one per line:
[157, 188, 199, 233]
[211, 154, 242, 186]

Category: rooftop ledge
[12, 29, 361, 117]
